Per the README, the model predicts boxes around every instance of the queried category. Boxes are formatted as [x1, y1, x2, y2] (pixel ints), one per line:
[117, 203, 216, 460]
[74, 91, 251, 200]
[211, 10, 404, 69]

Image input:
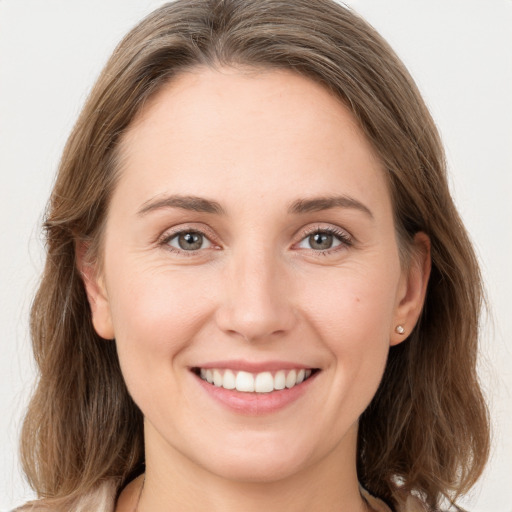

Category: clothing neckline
[360, 486, 394, 512]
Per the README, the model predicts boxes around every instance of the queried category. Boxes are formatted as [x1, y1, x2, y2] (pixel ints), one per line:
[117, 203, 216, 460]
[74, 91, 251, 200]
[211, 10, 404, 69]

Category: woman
[16, 0, 490, 511]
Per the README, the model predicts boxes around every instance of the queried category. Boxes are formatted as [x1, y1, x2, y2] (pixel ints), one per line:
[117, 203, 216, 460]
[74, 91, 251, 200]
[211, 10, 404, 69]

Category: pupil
[179, 232, 202, 250]
[310, 232, 332, 250]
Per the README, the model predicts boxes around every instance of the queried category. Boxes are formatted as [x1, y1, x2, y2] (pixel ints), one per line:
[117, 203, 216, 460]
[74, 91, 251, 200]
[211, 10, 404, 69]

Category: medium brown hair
[20, 0, 489, 510]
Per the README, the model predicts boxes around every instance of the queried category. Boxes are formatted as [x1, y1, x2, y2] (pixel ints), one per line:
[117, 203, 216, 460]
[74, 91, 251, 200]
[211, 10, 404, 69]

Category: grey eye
[310, 233, 333, 250]
[298, 231, 343, 251]
[168, 231, 212, 251]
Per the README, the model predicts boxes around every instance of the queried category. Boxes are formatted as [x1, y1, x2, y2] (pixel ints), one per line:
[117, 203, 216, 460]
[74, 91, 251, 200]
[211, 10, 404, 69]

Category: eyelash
[158, 227, 218, 257]
[158, 225, 353, 257]
[298, 225, 353, 255]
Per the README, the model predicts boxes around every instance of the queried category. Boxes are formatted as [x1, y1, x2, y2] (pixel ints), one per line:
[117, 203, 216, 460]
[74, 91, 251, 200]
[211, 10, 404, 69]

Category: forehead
[115, 66, 390, 216]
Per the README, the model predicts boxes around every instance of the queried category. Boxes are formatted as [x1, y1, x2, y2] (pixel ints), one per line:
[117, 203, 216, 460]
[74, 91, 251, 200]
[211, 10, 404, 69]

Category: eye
[296, 228, 351, 252]
[166, 231, 213, 251]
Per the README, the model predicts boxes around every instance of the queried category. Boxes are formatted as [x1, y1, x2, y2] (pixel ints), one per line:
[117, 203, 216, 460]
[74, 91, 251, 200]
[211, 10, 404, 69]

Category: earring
[395, 325, 405, 335]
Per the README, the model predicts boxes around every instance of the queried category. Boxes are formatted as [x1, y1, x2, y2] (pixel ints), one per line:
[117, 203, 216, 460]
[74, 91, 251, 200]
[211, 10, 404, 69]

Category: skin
[82, 67, 430, 512]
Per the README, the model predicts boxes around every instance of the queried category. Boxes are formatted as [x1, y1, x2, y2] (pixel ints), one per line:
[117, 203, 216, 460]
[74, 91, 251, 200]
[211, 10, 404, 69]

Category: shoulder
[361, 486, 425, 512]
[398, 494, 426, 512]
[12, 479, 118, 512]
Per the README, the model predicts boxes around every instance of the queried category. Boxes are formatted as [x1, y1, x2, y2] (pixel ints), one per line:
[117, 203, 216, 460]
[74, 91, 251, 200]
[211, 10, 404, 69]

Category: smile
[194, 368, 317, 393]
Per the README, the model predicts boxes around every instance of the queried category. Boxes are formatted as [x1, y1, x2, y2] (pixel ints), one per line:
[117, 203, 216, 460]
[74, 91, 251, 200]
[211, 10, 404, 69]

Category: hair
[19, 0, 490, 510]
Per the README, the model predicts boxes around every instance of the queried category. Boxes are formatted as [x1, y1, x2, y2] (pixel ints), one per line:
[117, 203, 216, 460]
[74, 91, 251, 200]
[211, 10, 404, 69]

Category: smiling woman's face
[85, 67, 428, 487]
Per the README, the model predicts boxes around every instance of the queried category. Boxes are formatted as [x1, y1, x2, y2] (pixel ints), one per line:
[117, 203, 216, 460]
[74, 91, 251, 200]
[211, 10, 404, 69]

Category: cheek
[299, 264, 399, 397]
[106, 264, 216, 392]
[300, 261, 399, 340]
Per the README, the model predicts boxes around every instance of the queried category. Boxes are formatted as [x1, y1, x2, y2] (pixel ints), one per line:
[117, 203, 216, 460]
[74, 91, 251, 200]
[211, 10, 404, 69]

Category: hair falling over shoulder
[19, 1, 490, 510]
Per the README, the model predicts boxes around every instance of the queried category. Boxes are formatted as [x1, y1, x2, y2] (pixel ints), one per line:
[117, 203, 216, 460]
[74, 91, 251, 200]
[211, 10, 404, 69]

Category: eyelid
[157, 223, 221, 253]
[167, 231, 213, 251]
[293, 224, 353, 252]
[155, 222, 353, 256]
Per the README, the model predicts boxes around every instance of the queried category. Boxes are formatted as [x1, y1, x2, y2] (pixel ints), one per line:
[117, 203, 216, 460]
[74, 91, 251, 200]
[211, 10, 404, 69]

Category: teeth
[285, 369, 296, 389]
[197, 367, 315, 393]
[213, 369, 223, 387]
[223, 369, 236, 390]
[254, 372, 274, 393]
[235, 371, 254, 392]
[274, 370, 286, 390]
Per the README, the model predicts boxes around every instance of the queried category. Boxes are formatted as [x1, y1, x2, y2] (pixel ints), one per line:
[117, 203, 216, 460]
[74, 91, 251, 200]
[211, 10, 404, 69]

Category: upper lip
[190, 360, 317, 373]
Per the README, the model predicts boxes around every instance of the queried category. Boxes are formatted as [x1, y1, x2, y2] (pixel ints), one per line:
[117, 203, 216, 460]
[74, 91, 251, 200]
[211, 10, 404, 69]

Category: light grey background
[1, 1, 510, 510]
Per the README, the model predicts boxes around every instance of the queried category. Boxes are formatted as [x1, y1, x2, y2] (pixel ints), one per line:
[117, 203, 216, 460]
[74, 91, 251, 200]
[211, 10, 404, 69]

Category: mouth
[191, 367, 320, 393]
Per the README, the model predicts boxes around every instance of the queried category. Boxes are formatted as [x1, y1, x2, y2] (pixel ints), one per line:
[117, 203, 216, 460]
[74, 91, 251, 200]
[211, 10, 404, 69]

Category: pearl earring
[395, 325, 405, 335]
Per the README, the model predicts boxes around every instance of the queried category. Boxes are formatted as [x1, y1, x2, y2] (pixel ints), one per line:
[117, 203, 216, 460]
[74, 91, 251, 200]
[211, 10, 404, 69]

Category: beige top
[360, 486, 424, 512]
[16, 480, 424, 511]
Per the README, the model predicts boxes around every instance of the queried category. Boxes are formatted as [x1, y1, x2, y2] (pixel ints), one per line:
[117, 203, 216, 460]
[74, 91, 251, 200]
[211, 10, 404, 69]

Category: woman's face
[86, 67, 428, 484]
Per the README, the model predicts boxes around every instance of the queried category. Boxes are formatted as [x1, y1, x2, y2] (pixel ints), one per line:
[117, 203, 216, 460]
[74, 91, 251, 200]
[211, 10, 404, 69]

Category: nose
[215, 248, 297, 343]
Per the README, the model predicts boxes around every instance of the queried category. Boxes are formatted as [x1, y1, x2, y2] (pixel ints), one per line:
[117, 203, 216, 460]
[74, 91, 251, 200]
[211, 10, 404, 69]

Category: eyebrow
[137, 194, 225, 216]
[137, 193, 373, 219]
[287, 195, 374, 219]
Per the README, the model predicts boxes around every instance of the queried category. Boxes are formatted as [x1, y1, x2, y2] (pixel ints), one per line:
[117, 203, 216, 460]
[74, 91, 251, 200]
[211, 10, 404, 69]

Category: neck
[133, 423, 369, 512]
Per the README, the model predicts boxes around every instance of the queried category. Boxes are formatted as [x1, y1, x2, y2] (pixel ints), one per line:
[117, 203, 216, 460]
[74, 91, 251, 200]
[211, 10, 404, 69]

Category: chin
[187, 430, 327, 484]
[202, 452, 309, 484]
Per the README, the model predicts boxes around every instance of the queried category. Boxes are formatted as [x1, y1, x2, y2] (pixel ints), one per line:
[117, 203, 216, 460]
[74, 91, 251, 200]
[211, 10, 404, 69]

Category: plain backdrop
[0, 1, 510, 510]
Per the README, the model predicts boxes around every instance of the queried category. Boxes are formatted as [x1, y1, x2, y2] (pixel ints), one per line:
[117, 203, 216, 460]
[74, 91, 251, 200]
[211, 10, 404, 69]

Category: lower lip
[193, 371, 319, 415]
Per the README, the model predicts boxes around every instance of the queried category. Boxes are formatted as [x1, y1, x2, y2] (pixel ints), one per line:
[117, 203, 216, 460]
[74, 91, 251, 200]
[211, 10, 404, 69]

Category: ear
[76, 241, 115, 340]
[390, 232, 431, 346]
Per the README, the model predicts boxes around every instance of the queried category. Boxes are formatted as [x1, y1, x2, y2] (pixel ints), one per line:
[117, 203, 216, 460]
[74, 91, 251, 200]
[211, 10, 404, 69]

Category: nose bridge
[216, 241, 295, 341]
